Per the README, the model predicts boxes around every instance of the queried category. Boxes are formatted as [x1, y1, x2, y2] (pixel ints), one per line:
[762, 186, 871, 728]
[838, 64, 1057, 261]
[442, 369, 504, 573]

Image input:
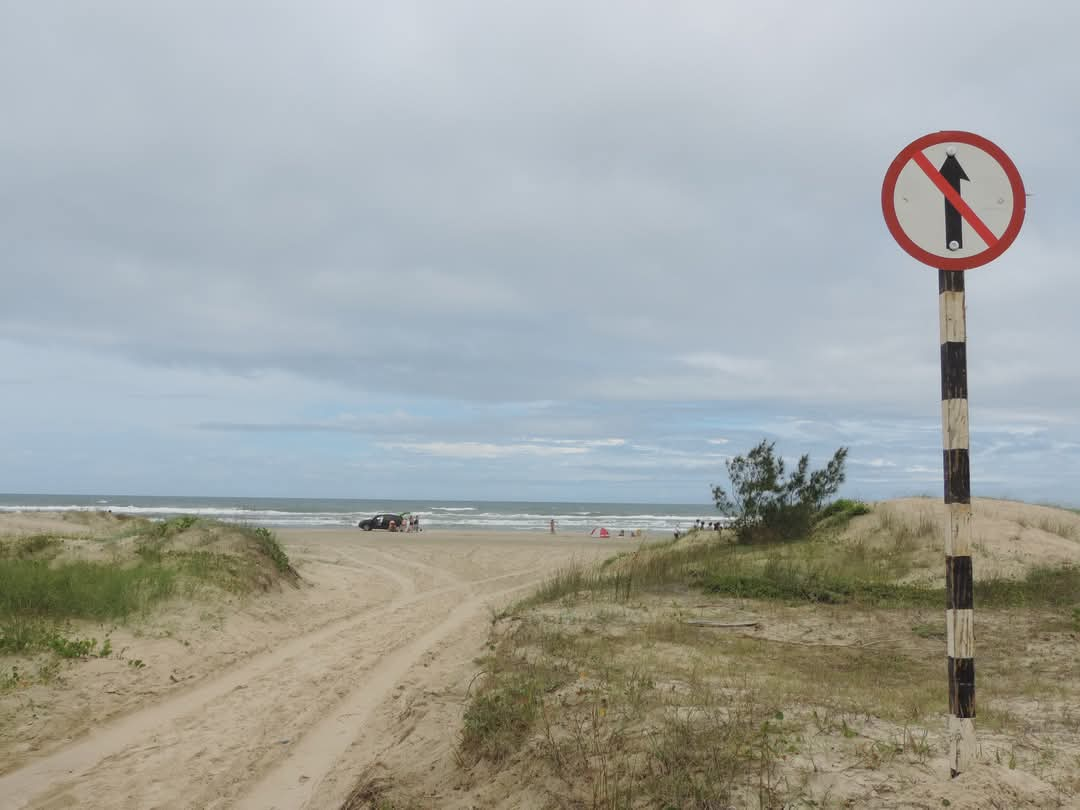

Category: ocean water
[0, 494, 723, 535]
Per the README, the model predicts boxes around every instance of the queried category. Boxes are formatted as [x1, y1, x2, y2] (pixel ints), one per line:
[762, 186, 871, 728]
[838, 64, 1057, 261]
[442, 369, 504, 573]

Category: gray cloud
[2, 1, 1078, 500]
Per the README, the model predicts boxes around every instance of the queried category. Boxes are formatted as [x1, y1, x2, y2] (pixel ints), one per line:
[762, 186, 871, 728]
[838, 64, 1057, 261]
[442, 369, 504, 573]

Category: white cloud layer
[379, 442, 589, 459]
[2, 1, 1079, 502]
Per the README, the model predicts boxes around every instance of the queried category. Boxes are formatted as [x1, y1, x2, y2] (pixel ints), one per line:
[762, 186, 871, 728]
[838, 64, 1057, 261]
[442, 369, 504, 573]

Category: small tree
[712, 440, 848, 543]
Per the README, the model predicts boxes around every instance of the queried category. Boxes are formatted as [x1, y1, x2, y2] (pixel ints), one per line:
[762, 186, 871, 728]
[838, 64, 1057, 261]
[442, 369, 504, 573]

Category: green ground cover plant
[0, 516, 296, 666]
[514, 514, 1080, 613]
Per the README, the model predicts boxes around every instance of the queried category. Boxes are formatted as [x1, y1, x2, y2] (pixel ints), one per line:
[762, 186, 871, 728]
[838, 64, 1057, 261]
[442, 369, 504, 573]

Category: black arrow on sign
[940, 152, 970, 251]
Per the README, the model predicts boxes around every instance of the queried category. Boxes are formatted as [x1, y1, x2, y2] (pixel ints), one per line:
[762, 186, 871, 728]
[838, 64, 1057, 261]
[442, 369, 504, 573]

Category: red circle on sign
[881, 130, 1026, 271]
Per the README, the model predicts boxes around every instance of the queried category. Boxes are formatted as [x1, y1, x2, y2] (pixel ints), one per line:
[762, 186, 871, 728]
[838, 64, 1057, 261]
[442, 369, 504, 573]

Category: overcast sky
[2, 1, 1078, 504]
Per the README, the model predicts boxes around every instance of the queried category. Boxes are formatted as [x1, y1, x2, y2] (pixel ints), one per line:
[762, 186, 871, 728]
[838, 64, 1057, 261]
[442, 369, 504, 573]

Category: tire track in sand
[0, 548, 422, 808]
[1, 556, 534, 810]
[233, 575, 539, 810]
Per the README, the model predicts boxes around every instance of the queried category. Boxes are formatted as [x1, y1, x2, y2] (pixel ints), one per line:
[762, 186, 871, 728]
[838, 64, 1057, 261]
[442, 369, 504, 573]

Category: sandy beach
[3, 502, 1080, 808]
[0, 519, 625, 809]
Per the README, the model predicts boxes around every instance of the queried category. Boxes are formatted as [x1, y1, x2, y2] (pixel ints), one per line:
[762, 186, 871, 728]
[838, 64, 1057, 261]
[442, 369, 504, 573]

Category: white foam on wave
[0, 503, 720, 532]
[0, 504, 364, 525]
[0, 505, 109, 513]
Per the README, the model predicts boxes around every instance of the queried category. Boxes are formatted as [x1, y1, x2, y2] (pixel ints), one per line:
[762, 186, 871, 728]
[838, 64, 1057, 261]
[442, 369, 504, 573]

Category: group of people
[673, 519, 724, 539]
[391, 515, 421, 532]
[693, 519, 723, 532]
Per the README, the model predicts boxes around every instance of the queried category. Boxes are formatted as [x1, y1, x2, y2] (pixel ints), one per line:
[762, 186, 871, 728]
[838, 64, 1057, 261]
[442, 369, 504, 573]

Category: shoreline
[0, 514, 620, 807]
[0, 496, 720, 535]
[276, 526, 657, 542]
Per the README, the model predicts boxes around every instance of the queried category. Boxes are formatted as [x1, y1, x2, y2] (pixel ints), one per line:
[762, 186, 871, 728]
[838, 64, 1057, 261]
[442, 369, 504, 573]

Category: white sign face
[882, 131, 1025, 271]
[891, 142, 1014, 260]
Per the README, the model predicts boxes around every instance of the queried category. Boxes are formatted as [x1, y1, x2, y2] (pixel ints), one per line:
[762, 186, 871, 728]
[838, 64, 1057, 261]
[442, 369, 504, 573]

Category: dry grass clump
[461, 612, 797, 808]
[460, 597, 1080, 806]
[873, 504, 938, 552]
[454, 500, 1080, 808]
[1026, 514, 1079, 542]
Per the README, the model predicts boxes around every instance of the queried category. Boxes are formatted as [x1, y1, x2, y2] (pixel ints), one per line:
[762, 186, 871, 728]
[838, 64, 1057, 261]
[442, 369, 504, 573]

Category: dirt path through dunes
[0, 529, 619, 810]
[234, 575, 536, 810]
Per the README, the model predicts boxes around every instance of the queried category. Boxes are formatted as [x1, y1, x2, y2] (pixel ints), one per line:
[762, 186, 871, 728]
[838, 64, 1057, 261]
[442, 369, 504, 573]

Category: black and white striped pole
[940, 267, 975, 774]
[882, 131, 1025, 777]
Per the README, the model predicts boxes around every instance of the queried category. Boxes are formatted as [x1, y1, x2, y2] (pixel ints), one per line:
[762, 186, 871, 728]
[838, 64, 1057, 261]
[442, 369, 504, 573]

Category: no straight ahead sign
[882, 131, 1025, 271]
[880, 128, 1028, 779]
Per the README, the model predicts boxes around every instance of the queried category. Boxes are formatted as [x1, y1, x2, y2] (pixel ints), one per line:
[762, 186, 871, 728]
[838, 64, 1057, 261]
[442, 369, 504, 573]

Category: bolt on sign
[882, 130, 1025, 270]
[881, 131, 1025, 778]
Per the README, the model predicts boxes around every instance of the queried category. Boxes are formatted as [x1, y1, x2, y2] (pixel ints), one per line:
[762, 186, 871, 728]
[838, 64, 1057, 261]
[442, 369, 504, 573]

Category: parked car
[358, 513, 405, 531]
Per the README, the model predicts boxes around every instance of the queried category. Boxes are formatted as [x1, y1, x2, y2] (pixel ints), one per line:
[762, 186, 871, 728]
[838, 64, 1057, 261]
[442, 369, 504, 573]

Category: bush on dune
[712, 440, 851, 544]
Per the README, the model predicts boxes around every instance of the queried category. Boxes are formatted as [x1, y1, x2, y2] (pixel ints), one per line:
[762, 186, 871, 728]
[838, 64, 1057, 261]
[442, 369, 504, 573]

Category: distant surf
[0, 494, 723, 534]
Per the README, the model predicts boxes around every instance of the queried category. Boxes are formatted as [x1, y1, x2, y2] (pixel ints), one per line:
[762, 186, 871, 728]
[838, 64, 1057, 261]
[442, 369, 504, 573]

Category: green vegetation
[0, 516, 296, 669]
[0, 622, 116, 684]
[341, 779, 423, 810]
[976, 565, 1080, 608]
[150, 515, 199, 537]
[135, 522, 296, 583]
[911, 622, 946, 640]
[459, 496, 1080, 807]
[7, 534, 62, 557]
[815, 497, 872, 527]
[0, 558, 177, 621]
[515, 532, 1080, 612]
[510, 538, 741, 613]
[460, 614, 795, 807]
[699, 560, 937, 606]
[703, 561, 1080, 608]
[460, 659, 570, 765]
[712, 440, 849, 544]
[248, 526, 295, 575]
[461, 608, 879, 807]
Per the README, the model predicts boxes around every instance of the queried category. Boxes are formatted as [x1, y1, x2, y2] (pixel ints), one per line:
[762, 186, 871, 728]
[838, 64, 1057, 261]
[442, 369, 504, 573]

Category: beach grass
[0, 516, 296, 664]
[0, 558, 177, 623]
[512, 523, 1080, 612]
[457, 503, 1080, 806]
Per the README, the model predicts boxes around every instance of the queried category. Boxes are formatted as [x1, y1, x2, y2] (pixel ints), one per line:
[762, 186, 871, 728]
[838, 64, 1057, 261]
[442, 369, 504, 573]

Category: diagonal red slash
[912, 151, 998, 248]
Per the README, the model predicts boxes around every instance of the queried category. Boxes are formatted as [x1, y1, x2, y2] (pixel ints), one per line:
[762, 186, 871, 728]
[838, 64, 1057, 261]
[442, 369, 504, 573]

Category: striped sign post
[882, 131, 1025, 776]
[940, 268, 975, 774]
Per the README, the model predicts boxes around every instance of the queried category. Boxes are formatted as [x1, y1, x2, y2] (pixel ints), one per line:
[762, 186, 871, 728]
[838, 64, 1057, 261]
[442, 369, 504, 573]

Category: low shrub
[817, 499, 872, 522]
[245, 526, 295, 576]
[150, 515, 199, 538]
[712, 440, 849, 545]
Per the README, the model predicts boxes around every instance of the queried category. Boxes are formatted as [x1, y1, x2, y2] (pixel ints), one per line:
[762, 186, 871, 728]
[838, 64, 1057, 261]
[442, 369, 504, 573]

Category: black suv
[358, 513, 405, 531]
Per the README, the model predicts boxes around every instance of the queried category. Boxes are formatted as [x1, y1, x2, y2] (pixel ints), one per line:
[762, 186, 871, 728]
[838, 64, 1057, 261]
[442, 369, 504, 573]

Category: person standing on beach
[549, 518, 556, 534]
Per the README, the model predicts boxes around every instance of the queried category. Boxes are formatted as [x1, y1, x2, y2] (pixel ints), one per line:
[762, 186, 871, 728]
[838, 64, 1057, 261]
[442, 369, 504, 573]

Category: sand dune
[0, 518, 619, 809]
[1, 501, 1077, 808]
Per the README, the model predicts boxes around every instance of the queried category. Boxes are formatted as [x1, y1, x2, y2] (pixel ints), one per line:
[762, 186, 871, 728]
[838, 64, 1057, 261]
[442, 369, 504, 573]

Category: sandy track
[0, 530, 619, 809]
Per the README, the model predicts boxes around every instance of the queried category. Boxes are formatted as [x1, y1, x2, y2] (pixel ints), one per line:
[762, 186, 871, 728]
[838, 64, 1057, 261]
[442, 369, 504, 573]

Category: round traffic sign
[882, 131, 1025, 271]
